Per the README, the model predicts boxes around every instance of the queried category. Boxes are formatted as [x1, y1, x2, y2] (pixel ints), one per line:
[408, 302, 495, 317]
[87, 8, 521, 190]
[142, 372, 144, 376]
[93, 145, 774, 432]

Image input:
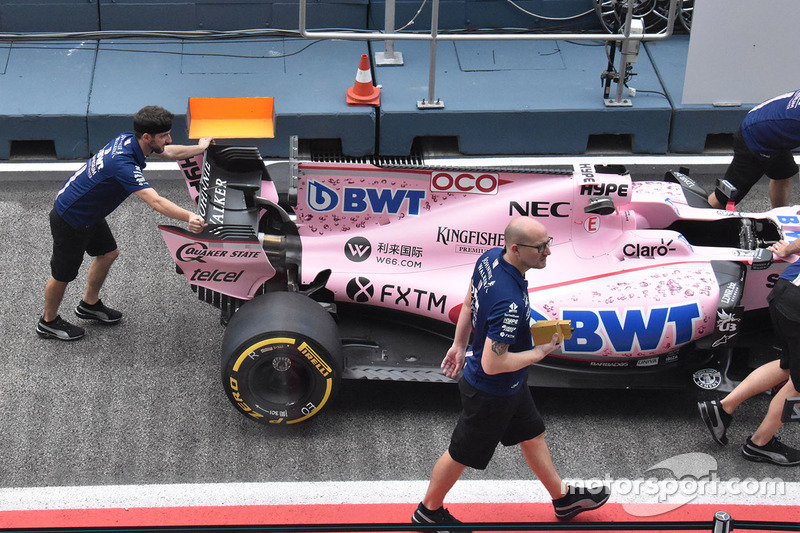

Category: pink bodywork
[161, 157, 800, 360]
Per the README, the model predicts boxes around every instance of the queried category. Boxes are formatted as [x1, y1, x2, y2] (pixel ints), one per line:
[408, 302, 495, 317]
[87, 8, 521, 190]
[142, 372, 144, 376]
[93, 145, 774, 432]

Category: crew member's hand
[770, 240, 792, 258]
[441, 345, 467, 379]
[531, 333, 561, 363]
[198, 137, 215, 151]
[188, 213, 207, 234]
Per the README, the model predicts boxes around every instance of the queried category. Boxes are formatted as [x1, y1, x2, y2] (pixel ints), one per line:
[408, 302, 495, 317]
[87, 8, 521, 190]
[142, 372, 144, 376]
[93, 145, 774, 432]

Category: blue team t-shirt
[780, 257, 800, 286]
[55, 132, 151, 229]
[462, 247, 533, 396]
[741, 90, 800, 160]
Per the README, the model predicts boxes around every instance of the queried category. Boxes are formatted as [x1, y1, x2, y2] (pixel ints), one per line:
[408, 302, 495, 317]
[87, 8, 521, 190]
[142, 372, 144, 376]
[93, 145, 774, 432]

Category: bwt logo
[430, 172, 499, 195]
[532, 302, 701, 353]
[307, 180, 426, 216]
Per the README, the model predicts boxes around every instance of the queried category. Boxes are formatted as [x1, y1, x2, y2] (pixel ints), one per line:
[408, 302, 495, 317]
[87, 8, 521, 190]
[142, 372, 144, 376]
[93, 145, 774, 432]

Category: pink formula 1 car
[159, 144, 800, 424]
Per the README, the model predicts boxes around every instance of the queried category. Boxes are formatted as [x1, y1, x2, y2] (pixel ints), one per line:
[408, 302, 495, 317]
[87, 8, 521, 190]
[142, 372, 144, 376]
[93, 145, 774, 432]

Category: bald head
[505, 216, 547, 246]
[503, 216, 551, 273]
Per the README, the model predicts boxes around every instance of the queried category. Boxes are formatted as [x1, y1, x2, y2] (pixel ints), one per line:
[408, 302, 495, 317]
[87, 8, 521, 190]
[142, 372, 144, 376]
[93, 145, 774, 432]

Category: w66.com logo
[430, 172, 499, 195]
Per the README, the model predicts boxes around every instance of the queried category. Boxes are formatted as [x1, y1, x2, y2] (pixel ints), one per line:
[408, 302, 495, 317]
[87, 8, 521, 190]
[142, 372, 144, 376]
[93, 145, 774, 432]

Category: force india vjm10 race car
[158, 143, 800, 425]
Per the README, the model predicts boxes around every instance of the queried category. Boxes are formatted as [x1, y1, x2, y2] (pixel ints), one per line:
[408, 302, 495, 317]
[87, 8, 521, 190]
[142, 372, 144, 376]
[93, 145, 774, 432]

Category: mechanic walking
[37, 105, 213, 341]
[412, 217, 610, 532]
[698, 238, 800, 466]
[708, 90, 800, 209]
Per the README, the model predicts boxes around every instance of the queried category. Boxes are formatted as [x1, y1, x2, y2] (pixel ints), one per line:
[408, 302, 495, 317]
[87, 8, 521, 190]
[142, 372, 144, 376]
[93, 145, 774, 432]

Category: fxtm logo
[307, 181, 426, 216]
[345, 276, 447, 312]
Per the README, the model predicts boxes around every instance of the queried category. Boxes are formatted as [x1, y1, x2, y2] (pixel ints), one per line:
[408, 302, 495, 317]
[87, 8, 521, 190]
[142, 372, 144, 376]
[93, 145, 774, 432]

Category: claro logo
[431, 172, 499, 195]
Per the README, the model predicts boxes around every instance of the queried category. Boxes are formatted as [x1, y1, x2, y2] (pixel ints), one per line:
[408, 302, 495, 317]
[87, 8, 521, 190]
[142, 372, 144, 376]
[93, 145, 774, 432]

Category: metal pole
[375, 0, 404, 65]
[417, 0, 444, 109]
[615, 0, 635, 103]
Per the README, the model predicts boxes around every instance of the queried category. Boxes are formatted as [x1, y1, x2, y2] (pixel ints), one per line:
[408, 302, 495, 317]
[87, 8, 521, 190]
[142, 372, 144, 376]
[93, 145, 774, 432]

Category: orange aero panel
[187, 97, 274, 139]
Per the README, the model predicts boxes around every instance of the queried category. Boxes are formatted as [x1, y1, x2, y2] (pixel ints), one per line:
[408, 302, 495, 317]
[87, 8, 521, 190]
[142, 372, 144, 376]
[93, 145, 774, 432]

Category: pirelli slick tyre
[221, 292, 342, 425]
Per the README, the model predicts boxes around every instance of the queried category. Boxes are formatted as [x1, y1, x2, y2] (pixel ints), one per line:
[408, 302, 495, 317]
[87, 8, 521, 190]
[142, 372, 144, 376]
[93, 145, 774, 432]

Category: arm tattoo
[491, 340, 509, 357]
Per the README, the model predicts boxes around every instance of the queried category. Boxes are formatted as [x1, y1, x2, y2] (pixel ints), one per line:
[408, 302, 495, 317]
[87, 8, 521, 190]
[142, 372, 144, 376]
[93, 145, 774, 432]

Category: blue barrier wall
[0, 1, 734, 160]
[0, 0, 598, 32]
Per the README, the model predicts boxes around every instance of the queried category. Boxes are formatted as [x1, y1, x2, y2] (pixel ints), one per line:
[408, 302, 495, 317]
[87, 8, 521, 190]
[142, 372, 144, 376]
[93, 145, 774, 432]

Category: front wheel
[221, 291, 342, 424]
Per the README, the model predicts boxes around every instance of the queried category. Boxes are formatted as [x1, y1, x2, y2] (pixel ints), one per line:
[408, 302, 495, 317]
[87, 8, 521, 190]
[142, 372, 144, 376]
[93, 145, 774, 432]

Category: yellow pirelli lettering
[233, 337, 296, 372]
[298, 341, 332, 377]
[288, 378, 333, 425]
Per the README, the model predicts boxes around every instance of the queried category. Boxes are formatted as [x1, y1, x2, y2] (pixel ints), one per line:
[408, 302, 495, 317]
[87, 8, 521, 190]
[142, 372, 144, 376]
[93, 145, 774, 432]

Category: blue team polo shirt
[55, 132, 151, 230]
[463, 247, 533, 396]
[741, 90, 800, 159]
[780, 258, 800, 286]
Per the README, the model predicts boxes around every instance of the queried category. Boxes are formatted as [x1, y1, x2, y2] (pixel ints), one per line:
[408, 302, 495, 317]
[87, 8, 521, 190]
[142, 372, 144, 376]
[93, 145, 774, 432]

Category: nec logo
[308, 180, 426, 216]
[431, 172, 499, 195]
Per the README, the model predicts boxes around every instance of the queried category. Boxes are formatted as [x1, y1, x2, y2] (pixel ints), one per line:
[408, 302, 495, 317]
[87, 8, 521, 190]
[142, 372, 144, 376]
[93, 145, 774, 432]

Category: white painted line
[0, 479, 796, 512]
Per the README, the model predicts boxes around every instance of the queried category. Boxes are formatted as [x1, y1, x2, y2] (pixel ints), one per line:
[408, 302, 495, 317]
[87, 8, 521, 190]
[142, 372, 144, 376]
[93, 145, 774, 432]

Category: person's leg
[45, 208, 85, 321]
[740, 285, 800, 464]
[83, 248, 119, 305]
[43, 277, 68, 322]
[520, 434, 565, 499]
[769, 177, 794, 208]
[709, 129, 765, 208]
[421, 451, 467, 510]
[721, 359, 790, 414]
[751, 378, 798, 446]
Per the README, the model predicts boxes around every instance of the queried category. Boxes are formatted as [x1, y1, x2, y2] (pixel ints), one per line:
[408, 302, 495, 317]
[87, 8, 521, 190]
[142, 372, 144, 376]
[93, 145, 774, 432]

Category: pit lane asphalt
[1, 160, 798, 491]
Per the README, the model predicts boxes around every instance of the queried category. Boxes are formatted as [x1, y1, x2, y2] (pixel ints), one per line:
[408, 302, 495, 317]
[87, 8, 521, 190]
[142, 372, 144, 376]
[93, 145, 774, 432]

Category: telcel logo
[431, 172, 499, 195]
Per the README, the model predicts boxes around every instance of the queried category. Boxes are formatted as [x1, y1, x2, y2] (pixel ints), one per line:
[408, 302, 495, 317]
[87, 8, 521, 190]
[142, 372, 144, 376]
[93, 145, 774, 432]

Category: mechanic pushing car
[698, 237, 800, 466]
[37, 105, 213, 341]
[413, 217, 610, 531]
[708, 90, 800, 209]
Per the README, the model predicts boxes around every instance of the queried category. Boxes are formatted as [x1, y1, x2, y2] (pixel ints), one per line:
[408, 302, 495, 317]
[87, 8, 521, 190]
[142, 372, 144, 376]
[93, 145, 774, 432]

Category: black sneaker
[698, 400, 732, 445]
[742, 436, 800, 466]
[75, 299, 122, 324]
[36, 315, 85, 341]
[412, 503, 470, 533]
[553, 483, 610, 520]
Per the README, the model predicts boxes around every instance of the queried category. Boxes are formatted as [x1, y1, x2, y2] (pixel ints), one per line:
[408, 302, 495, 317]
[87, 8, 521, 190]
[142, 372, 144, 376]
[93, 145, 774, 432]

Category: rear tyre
[221, 291, 342, 424]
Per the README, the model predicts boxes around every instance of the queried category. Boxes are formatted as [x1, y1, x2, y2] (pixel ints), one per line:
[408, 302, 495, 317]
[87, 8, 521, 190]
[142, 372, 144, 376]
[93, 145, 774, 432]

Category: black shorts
[49, 208, 117, 283]
[768, 279, 800, 386]
[716, 128, 799, 205]
[448, 378, 546, 470]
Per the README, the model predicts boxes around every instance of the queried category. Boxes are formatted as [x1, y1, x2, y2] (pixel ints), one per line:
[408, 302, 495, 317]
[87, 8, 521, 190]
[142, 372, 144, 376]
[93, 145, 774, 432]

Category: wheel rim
[249, 354, 313, 407]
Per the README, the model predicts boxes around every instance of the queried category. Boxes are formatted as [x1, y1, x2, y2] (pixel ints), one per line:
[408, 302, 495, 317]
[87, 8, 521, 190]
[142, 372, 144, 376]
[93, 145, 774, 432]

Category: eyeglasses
[516, 236, 553, 253]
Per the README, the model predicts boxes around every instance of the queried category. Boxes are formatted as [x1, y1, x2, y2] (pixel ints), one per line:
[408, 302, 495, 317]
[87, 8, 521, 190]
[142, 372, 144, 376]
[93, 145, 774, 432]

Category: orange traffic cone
[346, 54, 381, 107]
